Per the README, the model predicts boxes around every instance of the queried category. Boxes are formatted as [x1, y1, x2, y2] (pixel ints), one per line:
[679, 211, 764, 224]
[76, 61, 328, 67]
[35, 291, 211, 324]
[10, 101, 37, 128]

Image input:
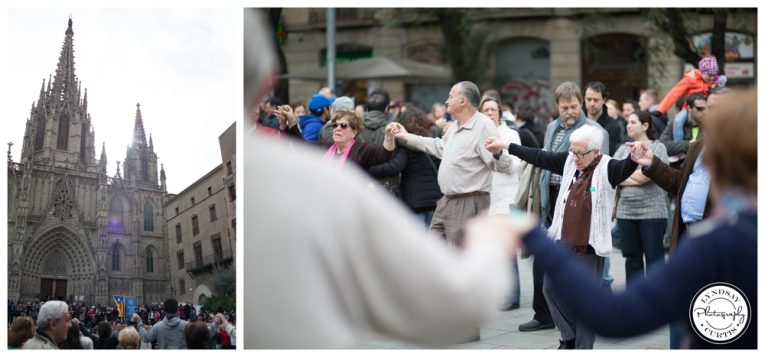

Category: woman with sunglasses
[611, 110, 669, 285]
[323, 109, 397, 172]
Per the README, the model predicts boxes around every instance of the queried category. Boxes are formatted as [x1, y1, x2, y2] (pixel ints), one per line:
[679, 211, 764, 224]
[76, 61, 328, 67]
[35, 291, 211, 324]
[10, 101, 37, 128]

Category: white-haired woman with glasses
[485, 124, 638, 349]
[323, 109, 397, 173]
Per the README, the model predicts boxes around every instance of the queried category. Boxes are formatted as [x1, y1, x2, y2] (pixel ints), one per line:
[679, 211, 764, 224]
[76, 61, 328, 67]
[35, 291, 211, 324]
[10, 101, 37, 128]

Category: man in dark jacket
[584, 82, 622, 155]
[659, 93, 706, 158]
[361, 89, 401, 196]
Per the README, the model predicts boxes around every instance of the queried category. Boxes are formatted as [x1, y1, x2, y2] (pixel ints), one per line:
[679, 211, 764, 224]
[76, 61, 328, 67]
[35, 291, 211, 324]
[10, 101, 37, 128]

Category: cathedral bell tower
[123, 103, 159, 186]
[20, 18, 97, 172]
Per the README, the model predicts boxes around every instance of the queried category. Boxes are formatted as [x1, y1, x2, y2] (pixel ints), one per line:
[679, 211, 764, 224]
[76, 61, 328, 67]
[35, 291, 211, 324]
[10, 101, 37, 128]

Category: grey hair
[554, 81, 583, 106]
[37, 300, 68, 330]
[244, 9, 278, 113]
[569, 125, 603, 151]
[457, 81, 481, 108]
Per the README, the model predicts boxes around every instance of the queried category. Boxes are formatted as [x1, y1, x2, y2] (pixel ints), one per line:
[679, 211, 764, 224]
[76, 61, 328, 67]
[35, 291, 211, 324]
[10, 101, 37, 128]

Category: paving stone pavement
[361, 248, 670, 349]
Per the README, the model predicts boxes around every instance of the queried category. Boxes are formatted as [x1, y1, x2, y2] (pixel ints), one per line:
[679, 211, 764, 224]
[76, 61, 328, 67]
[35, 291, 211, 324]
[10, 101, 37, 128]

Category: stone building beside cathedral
[7, 19, 172, 306]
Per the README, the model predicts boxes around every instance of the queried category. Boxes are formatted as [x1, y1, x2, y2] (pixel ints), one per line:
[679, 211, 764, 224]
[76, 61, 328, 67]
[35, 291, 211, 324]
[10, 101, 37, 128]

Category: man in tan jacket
[22, 300, 70, 349]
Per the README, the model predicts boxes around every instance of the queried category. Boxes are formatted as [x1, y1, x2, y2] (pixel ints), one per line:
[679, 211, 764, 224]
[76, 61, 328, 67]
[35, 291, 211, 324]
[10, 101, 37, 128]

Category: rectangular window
[175, 224, 182, 243]
[191, 197, 196, 206]
[228, 184, 236, 202]
[226, 161, 233, 175]
[208, 186, 213, 196]
[175, 206, 179, 215]
[212, 234, 223, 262]
[193, 242, 203, 268]
[177, 251, 184, 270]
[209, 205, 217, 222]
[192, 215, 199, 236]
[179, 278, 185, 294]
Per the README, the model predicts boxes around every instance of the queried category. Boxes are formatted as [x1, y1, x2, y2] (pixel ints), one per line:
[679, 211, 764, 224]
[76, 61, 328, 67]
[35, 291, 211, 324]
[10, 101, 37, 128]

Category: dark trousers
[618, 218, 667, 286]
[529, 184, 559, 325]
[543, 247, 605, 349]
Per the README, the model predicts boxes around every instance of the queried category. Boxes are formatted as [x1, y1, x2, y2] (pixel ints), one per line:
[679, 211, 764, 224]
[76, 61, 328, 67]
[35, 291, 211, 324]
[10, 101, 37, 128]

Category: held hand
[131, 313, 141, 323]
[435, 118, 448, 132]
[389, 122, 408, 139]
[626, 141, 653, 166]
[463, 212, 537, 258]
[484, 136, 507, 155]
[385, 122, 396, 139]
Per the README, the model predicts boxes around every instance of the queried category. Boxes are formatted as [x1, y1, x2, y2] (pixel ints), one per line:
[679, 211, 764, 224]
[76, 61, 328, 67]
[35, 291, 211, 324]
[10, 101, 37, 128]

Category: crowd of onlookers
[247, 50, 757, 349]
[8, 297, 236, 349]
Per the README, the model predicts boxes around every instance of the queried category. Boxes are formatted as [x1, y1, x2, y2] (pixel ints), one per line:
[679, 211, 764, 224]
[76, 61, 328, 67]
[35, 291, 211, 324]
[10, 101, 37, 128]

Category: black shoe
[557, 339, 575, 349]
[500, 303, 520, 311]
[518, 319, 555, 332]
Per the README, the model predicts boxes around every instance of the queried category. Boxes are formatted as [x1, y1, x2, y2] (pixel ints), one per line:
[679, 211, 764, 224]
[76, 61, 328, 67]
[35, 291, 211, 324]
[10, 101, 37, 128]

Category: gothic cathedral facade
[7, 19, 170, 305]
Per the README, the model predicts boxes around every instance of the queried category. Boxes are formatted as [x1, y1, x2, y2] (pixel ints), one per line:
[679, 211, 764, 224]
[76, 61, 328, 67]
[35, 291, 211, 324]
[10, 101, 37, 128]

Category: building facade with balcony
[279, 8, 755, 118]
[165, 123, 236, 306]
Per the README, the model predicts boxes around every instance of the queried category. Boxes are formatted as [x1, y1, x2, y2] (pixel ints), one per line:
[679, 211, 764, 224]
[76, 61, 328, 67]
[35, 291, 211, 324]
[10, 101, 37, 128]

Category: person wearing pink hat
[656, 56, 726, 142]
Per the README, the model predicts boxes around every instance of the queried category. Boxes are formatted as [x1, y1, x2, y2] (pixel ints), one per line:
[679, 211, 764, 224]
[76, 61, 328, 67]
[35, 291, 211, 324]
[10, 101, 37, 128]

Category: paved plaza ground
[361, 247, 670, 349]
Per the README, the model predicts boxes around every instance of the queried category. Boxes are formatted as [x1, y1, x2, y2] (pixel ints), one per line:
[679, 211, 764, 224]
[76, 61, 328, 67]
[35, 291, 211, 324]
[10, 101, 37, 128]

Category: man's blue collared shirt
[680, 150, 710, 223]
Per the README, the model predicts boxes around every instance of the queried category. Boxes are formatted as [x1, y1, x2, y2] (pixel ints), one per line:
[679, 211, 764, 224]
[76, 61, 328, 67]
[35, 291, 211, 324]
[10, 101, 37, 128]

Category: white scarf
[548, 154, 614, 256]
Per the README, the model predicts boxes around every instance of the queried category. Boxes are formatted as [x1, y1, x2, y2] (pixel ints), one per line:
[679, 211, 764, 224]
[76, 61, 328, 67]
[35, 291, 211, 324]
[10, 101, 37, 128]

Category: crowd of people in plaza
[8, 297, 236, 349]
[247, 9, 755, 349]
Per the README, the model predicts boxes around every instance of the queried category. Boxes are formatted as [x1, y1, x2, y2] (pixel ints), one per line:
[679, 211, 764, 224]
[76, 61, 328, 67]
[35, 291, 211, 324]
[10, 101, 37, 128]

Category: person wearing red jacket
[657, 56, 725, 142]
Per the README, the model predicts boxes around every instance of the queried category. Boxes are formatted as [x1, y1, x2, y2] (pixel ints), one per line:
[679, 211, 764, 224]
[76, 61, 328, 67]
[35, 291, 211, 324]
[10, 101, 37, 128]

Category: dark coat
[642, 138, 711, 251]
[515, 126, 541, 148]
[370, 145, 442, 212]
[659, 117, 693, 157]
[344, 141, 394, 173]
[592, 105, 622, 155]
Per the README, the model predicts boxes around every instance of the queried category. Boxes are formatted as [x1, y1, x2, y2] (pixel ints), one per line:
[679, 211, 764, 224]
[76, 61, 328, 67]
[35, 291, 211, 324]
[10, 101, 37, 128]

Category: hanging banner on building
[126, 296, 137, 318]
[113, 295, 125, 318]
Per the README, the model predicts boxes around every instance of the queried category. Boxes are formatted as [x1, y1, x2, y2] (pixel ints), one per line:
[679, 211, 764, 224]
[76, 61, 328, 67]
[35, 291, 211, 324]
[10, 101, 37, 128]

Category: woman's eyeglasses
[569, 149, 594, 159]
[332, 122, 351, 129]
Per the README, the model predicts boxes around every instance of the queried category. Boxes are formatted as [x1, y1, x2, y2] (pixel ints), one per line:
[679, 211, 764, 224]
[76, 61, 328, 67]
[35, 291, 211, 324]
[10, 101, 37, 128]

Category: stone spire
[99, 142, 107, 173]
[160, 163, 166, 191]
[50, 17, 79, 105]
[133, 103, 147, 149]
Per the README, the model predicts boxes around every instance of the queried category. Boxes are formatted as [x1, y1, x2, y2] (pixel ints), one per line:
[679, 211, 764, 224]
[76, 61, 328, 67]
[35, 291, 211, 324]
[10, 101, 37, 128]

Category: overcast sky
[5, 8, 237, 194]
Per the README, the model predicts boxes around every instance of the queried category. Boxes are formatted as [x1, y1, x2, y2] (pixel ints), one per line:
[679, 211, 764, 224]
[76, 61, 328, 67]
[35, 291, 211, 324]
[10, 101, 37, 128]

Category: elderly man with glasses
[486, 120, 638, 349]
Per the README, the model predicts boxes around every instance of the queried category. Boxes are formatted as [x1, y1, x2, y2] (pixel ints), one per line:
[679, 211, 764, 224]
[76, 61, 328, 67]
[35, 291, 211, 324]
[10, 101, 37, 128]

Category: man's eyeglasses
[569, 149, 594, 159]
[332, 122, 352, 129]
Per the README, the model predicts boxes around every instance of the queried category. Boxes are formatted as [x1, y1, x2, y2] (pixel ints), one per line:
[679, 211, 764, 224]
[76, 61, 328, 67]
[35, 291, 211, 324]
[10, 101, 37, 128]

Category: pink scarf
[322, 140, 355, 167]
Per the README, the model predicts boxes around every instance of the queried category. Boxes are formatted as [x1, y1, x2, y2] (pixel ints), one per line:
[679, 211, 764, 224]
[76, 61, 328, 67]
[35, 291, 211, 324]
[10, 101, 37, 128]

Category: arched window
[57, 113, 70, 150]
[111, 243, 123, 271]
[581, 33, 647, 105]
[141, 155, 149, 181]
[34, 114, 46, 150]
[146, 247, 154, 273]
[143, 201, 154, 232]
[109, 198, 123, 231]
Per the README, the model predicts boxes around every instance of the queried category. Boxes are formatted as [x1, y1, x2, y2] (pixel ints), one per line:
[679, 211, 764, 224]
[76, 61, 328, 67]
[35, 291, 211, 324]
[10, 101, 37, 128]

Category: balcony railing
[185, 248, 234, 274]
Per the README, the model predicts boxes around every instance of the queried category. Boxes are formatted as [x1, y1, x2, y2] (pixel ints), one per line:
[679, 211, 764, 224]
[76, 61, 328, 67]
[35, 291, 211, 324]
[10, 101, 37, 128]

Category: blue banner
[126, 296, 137, 318]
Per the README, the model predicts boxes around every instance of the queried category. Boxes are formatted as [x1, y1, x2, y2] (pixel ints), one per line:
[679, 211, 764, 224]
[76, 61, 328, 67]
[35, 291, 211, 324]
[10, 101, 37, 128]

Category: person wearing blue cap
[299, 93, 335, 143]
